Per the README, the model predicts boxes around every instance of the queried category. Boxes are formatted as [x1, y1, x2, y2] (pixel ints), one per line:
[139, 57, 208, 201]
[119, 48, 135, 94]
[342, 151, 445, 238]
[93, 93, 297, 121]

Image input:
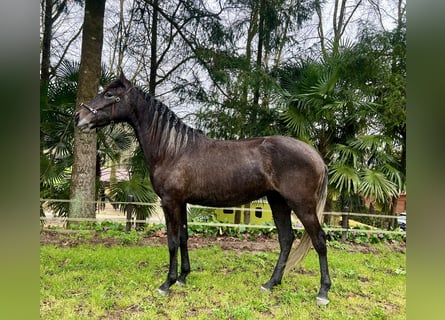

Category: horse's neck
[129, 93, 201, 167]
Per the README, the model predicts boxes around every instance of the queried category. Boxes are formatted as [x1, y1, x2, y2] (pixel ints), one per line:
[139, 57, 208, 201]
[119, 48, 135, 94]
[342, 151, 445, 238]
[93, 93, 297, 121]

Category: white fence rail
[40, 198, 406, 235]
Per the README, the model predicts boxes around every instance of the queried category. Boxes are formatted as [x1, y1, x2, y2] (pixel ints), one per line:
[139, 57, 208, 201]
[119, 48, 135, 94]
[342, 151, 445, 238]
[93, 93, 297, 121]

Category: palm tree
[276, 41, 404, 223]
[328, 135, 402, 209]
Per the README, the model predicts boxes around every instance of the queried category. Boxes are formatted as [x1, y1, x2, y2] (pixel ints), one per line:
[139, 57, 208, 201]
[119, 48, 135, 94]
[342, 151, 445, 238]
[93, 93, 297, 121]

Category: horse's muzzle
[74, 111, 93, 131]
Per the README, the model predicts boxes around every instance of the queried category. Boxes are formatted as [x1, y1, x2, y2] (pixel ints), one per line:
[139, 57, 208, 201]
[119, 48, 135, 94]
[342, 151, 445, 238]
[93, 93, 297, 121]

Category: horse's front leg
[177, 214, 190, 285]
[158, 201, 181, 295]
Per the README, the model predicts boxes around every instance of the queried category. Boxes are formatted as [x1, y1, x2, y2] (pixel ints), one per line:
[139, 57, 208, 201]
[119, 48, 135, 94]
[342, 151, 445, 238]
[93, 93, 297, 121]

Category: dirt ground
[39, 227, 405, 255]
[39, 228, 281, 252]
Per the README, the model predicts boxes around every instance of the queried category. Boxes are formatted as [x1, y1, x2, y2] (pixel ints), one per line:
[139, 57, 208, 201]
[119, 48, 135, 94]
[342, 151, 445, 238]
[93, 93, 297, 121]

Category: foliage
[326, 227, 406, 244]
[119, 229, 143, 245]
[66, 221, 165, 237]
[188, 222, 280, 240]
[276, 31, 405, 214]
[107, 173, 158, 221]
[187, 206, 215, 222]
[194, 67, 286, 139]
[40, 61, 154, 218]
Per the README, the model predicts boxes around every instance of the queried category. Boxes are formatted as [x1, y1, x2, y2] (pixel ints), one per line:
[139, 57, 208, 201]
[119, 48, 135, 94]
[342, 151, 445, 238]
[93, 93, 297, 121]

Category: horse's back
[257, 136, 326, 200]
[260, 136, 325, 170]
[195, 135, 325, 181]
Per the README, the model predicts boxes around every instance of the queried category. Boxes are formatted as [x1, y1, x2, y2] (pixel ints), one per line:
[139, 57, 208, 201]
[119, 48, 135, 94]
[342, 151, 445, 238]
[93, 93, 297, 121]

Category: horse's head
[75, 72, 133, 131]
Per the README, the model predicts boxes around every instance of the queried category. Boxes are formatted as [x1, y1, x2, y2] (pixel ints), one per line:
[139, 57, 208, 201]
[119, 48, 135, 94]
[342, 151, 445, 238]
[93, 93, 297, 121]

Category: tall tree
[69, 0, 106, 221]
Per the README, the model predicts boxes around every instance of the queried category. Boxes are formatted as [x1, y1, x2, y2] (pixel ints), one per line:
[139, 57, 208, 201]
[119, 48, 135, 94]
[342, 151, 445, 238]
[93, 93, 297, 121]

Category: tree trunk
[69, 0, 106, 223]
[315, 0, 327, 59]
[331, 0, 363, 55]
[40, 0, 53, 86]
[149, 0, 159, 95]
[242, 1, 258, 106]
[388, 196, 398, 230]
[252, 0, 265, 110]
[273, 0, 295, 68]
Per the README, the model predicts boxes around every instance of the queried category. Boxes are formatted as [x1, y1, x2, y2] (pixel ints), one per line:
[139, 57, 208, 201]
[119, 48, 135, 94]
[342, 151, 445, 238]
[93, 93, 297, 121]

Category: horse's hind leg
[261, 193, 294, 290]
[295, 207, 331, 305]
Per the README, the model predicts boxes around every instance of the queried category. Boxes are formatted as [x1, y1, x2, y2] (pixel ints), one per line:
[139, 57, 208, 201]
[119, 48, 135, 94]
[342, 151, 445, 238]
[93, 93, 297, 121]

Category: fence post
[341, 207, 350, 241]
[234, 209, 241, 224]
[244, 203, 251, 224]
[126, 195, 135, 233]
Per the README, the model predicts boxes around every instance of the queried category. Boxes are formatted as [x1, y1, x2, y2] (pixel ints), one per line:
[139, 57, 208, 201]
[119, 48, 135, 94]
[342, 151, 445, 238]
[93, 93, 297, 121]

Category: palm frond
[281, 105, 313, 137]
[108, 174, 158, 219]
[330, 143, 358, 167]
[358, 169, 399, 204]
[40, 154, 70, 187]
[57, 60, 80, 82]
[97, 124, 135, 161]
[349, 134, 388, 152]
[129, 146, 150, 178]
[40, 177, 71, 217]
[381, 163, 404, 192]
[328, 163, 360, 194]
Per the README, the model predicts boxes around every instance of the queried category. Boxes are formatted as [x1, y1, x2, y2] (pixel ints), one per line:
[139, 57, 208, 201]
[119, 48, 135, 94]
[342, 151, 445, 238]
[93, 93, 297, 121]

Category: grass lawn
[40, 235, 405, 319]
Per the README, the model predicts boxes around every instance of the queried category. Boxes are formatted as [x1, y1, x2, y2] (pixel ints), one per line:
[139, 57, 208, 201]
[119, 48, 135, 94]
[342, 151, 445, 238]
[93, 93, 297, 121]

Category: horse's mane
[132, 86, 203, 157]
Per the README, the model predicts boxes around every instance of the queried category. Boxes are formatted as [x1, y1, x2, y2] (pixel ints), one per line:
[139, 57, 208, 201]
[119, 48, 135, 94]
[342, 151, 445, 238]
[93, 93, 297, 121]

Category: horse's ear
[119, 69, 131, 88]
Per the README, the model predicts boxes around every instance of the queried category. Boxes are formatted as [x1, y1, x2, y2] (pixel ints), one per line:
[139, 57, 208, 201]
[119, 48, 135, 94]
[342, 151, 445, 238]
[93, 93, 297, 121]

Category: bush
[326, 226, 406, 244]
[60, 220, 406, 245]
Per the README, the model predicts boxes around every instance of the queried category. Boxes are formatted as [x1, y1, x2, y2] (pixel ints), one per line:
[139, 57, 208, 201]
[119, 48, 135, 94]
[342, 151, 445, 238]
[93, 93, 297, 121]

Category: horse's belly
[187, 175, 270, 207]
[157, 148, 273, 206]
[188, 192, 267, 208]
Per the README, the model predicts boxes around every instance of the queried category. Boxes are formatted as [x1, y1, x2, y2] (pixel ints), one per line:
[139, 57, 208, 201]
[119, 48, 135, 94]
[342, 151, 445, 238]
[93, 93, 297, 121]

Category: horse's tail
[284, 165, 328, 274]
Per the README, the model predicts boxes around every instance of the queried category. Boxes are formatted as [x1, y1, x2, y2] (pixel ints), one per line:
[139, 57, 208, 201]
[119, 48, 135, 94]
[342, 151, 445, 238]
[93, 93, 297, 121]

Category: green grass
[40, 242, 405, 319]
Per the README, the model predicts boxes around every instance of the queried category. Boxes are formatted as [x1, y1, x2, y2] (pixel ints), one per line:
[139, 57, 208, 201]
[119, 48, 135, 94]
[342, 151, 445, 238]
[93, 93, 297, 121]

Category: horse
[75, 72, 331, 305]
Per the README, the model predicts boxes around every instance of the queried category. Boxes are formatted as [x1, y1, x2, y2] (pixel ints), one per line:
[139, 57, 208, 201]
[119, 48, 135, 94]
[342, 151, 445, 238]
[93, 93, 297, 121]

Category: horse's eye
[104, 92, 114, 99]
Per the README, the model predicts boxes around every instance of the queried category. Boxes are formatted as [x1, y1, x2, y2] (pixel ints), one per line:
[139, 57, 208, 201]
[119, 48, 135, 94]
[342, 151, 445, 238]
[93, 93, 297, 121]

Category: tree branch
[52, 24, 83, 77]
[143, 0, 229, 98]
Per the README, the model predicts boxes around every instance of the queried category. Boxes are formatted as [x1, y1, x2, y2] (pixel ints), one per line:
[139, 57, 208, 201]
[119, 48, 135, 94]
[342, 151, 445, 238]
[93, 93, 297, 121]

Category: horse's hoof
[316, 296, 330, 306]
[176, 280, 185, 287]
[260, 285, 271, 292]
[157, 288, 169, 296]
